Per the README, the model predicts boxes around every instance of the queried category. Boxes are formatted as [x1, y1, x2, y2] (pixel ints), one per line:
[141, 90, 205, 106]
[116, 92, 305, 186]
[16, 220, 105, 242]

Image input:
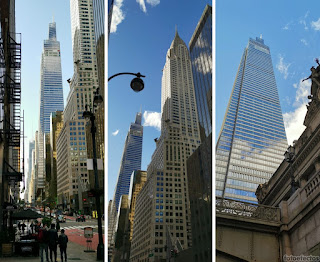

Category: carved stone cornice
[304, 99, 320, 128]
[260, 124, 320, 206]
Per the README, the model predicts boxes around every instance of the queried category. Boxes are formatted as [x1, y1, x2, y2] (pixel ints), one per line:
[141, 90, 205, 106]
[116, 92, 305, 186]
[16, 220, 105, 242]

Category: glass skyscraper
[188, 5, 212, 262]
[112, 112, 143, 213]
[39, 22, 64, 134]
[108, 0, 114, 39]
[108, 112, 143, 251]
[37, 22, 64, 191]
[189, 4, 212, 142]
[216, 37, 288, 203]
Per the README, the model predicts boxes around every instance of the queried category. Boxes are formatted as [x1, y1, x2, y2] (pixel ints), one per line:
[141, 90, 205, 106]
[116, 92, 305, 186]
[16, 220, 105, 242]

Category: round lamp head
[130, 77, 144, 92]
[82, 110, 92, 120]
[94, 94, 103, 105]
[93, 87, 103, 105]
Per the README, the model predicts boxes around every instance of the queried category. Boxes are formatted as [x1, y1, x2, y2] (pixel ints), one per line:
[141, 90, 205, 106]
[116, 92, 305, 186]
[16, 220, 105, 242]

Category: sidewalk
[1, 240, 104, 261]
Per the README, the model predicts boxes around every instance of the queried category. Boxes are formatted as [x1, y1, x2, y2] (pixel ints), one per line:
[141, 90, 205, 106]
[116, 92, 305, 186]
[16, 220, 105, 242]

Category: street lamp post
[284, 145, 299, 195]
[83, 87, 104, 260]
[108, 72, 145, 92]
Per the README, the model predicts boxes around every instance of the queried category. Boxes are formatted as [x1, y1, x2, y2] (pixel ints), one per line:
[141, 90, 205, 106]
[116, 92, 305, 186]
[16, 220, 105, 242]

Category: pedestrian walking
[48, 223, 58, 262]
[35, 220, 41, 232]
[30, 221, 34, 234]
[38, 224, 49, 262]
[21, 221, 26, 235]
[56, 220, 60, 232]
[58, 229, 68, 262]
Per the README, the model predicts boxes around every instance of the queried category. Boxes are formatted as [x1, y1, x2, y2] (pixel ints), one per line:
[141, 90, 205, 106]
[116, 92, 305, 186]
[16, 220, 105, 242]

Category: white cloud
[283, 79, 310, 145]
[282, 22, 291, 30]
[299, 12, 308, 30]
[276, 55, 291, 80]
[300, 39, 308, 46]
[293, 79, 310, 106]
[136, 0, 160, 13]
[283, 106, 307, 145]
[136, 0, 147, 13]
[304, 11, 310, 19]
[110, 0, 125, 33]
[112, 129, 119, 136]
[300, 20, 308, 30]
[194, 53, 212, 75]
[146, 0, 160, 6]
[311, 18, 320, 31]
[143, 111, 161, 130]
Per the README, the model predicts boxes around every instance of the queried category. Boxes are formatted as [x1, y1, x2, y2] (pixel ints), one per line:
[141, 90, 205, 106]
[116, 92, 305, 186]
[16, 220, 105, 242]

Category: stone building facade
[256, 96, 320, 257]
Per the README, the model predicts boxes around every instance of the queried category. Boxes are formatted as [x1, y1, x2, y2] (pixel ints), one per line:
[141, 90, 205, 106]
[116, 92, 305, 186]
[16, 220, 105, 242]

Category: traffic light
[83, 198, 87, 202]
[170, 249, 178, 257]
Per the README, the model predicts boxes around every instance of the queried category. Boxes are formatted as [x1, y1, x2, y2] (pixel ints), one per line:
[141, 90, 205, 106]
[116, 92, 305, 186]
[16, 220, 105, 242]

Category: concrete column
[279, 201, 292, 256]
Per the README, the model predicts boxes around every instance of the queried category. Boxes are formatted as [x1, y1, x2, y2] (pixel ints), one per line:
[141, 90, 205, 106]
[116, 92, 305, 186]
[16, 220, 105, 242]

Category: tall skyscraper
[56, 0, 99, 210]
[216, 37, 288, 203]
[108, 112, 143, 254]
[108, 0, 114, 39]
[37, 22, 64, 194]
[25, 140, 35, 203]
[130, 30, 201, 262]
[49, 111, 64, 200]
[189, 4, 212, 142]
[39, 22, 64, 134]
[187, 5, 212, 262]
[64, 0, 99, 122]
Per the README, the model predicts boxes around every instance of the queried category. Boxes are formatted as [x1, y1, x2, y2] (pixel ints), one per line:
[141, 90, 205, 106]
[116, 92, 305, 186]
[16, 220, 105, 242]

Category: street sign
[84, 227, 93, 238]
[84, 227, 94, 253]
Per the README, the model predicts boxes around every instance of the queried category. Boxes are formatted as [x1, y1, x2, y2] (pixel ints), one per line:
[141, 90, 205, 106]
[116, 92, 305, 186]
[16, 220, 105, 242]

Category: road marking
[62, 225, 104, 231]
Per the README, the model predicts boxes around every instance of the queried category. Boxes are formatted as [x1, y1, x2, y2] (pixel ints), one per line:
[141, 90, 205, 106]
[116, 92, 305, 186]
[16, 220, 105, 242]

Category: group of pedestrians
[37, 223, 68, 262]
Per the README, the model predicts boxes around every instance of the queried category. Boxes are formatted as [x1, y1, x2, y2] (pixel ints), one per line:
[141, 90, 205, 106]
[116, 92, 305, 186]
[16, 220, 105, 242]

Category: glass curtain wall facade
[187, 5, 212, 262]
[112, 112, 143, 213]
[37, 22, 64, 194]
[39, 22, 64, 134]
[108, 0, 114, 39]
[109, 112, 143, 253]
[189, 4, 212, 142]
[216, 37, 288, 203]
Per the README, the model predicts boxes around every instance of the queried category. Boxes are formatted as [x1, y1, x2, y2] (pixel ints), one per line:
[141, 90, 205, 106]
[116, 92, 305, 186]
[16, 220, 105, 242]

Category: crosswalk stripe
[61, 225, 104, 231]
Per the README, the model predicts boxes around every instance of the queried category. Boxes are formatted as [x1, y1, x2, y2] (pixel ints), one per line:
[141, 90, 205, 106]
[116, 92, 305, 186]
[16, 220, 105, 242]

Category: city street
[61, 216, 105, 249]
[1, 216, 105, 261]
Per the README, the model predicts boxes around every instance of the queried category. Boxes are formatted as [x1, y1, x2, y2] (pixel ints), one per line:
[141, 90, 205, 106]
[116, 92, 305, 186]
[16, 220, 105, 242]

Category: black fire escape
[0, 32, 22, 190]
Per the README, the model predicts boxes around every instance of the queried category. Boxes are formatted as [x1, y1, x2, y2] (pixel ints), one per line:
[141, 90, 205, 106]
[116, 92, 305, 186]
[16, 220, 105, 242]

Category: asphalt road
[58, 216, 105, 250]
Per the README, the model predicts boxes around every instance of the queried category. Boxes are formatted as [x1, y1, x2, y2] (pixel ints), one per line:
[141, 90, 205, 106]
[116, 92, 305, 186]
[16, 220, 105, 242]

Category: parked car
[76, 215, 86, 222]
[57, 215, 66, 223]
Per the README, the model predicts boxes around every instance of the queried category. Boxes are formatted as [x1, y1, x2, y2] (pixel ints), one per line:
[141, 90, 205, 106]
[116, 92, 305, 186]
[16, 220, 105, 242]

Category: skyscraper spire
[130, 29, 201, 261]
[37, 22, 64, 192]
[109, 113, 143, 251]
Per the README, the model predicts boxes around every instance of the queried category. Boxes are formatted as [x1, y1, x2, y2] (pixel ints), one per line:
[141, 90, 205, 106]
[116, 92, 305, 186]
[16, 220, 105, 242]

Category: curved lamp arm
[108, 72, 145, 82]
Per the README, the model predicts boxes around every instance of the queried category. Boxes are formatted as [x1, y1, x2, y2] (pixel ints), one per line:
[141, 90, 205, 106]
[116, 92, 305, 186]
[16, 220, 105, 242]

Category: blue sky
[216, 1, 320, 148]
[16, 1, 73, 186]
[108, 0, 211, 200]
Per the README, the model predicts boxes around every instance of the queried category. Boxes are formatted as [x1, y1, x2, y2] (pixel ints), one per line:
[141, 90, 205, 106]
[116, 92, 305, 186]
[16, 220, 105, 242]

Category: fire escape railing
[0, 32, 22, 185]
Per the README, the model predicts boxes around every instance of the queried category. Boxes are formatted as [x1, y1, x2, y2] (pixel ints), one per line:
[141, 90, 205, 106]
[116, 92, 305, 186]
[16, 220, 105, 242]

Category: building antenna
[140, 105, 142, 114]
